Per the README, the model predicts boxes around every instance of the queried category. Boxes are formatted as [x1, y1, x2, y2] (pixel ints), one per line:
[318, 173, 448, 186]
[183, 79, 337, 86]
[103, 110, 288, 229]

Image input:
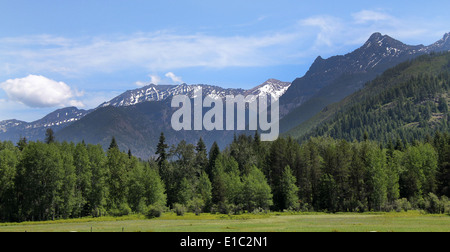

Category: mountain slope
[290, 52, 450, 143]
[279, 32, 450, 134]
[56, 79, 290, 159]
[0, 107, 91, 142]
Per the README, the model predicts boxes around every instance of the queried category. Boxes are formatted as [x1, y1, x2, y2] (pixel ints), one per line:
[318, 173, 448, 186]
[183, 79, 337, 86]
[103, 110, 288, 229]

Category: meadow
[0, 211, 449, 232]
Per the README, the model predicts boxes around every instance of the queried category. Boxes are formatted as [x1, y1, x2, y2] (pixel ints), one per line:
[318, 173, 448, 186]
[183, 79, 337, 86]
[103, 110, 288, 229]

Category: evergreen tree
[45, 128, 55, 144]
[155, 132, 168, 168]
[211, 154, 226, 206]
[207, 141, 220, 178]
[195, 138, 208, 173]
[108, 136, 119, 150]
[159, 160, 177, 207]
[297, 139, 323, 210]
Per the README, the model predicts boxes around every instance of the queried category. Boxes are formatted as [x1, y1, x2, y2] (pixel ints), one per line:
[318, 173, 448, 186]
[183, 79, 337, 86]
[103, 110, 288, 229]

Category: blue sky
[1, 0, 450, 121]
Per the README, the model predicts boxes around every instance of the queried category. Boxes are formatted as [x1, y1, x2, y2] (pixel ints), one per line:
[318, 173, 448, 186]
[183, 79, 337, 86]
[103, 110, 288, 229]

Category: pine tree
[45, 128, 55, 144]
[108, 136, 119, 150]
[195, 138, 208, 173]
[211, 155, 226, 206]
[207, 142, 220, 178]
[155, 132, 168, 168]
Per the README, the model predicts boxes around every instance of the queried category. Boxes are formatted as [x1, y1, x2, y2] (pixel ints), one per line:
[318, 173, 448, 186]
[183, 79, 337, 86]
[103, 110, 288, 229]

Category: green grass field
[1, 211, 449, 232]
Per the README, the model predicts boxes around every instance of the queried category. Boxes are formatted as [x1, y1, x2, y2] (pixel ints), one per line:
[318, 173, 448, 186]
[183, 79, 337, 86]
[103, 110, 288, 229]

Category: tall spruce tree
[155, 132, 168, 168]
[108, 137, 119, 150]
[195, 137, 208, 174]
[45, 128, 55, 144]
[207, 142, 220, 178]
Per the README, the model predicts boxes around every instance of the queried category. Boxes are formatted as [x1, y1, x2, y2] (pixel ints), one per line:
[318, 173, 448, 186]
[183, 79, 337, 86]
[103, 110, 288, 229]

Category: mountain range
[292, 52, 450, 143]
[279, 32, 450, 133]
[0, 79, 291, 158]
[1, 32, 449, 159]
[99, 78, 291, 108]
[0, 107, 91, 142]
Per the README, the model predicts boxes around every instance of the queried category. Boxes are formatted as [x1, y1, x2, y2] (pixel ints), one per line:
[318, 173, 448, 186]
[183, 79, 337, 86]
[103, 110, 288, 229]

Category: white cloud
[300, 16, 344, 47]
[0, 75, 84, 108]
[135, 74, 162, 87]
[165, 72, 183, 84]
[0, 32, 298, 78]
[149, 74, 162, 85]
[352, 10, 393, 24]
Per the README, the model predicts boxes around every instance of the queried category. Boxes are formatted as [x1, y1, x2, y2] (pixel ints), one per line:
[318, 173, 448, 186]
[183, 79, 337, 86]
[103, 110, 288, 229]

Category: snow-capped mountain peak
[245, 79, 291, 99]
[100, 79, 291, 108]
[0, 107, 91, 141]
[428, 32, 450, 51]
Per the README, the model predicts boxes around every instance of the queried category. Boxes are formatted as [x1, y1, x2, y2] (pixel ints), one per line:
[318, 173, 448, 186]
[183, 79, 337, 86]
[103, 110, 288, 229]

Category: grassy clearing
[0, 211, 449, 232]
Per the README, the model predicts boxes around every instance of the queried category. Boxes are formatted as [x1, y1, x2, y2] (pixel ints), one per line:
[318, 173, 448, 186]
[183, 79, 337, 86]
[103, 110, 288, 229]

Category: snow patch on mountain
[0, 107, 91, 135]
[100, 79, 291, 108]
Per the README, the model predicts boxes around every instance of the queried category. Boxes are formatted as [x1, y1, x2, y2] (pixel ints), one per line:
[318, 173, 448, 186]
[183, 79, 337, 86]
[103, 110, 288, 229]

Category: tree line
[1, 130, 449, 222]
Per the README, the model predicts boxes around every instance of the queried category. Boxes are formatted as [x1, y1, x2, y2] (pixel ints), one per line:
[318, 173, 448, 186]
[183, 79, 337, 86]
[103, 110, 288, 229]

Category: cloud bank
[0, 75, 84, 108]
[0, 32, 298, 79]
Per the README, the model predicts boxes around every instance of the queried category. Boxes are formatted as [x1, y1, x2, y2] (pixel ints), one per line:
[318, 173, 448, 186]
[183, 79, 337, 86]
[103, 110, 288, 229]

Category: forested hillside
[290, 52, 450, 144]
[1, 131, 449, 222]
